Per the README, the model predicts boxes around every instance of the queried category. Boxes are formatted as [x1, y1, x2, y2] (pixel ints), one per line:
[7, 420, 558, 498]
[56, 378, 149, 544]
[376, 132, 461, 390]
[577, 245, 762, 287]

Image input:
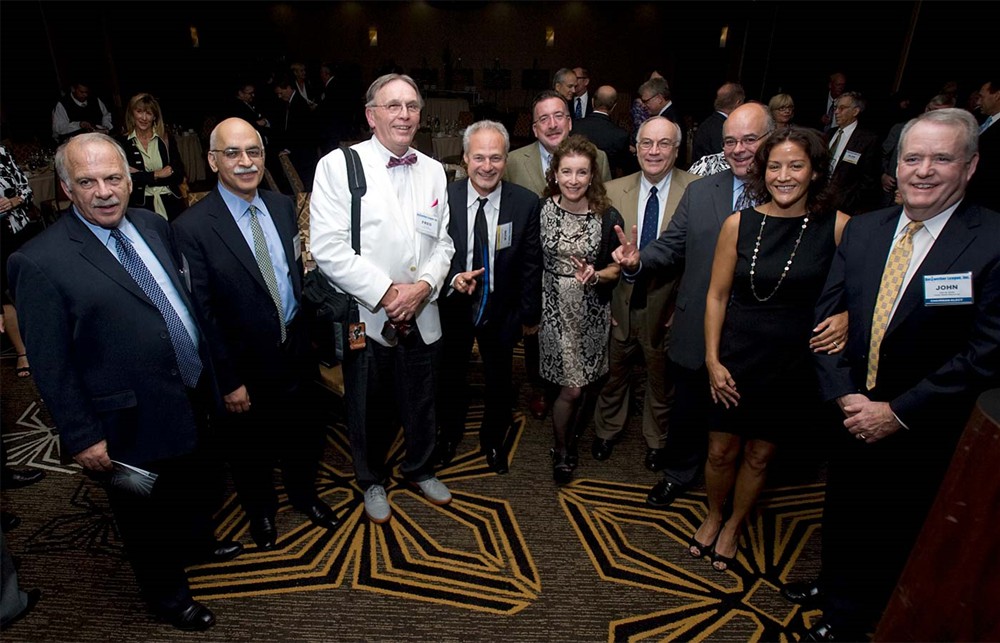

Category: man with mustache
[8, 133, 240, 631]
[173, 118, 338, 550]
[434, 120, 542, 473]
[504, 90, 611, 420]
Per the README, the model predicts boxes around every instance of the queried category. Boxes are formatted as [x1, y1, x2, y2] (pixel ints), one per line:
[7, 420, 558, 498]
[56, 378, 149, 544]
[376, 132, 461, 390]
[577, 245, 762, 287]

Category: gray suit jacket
[504, 142, 612, 196]
[607, 169, 700, 347]
[637, 169, 737, 369]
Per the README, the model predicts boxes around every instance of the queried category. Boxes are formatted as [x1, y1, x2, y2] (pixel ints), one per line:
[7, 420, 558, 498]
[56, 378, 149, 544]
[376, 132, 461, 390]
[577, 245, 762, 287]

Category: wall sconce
[545, 27, 554, 48]
[719, 25, 728, 48]
[369, 26, 378, 47]
[189, 25, 200, 48]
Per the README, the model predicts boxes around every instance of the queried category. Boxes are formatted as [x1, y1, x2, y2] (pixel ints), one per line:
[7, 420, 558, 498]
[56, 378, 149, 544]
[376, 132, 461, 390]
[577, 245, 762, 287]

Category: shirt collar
[466, 179, 501, 212]
[371, 136, 415, 167]
[73, 208, 137, 248]
[127, 130, 160, 142]
[898, 200, 962, 239]
[640, 171, 672, 195]
[537, 141, 553, 167]
[216, 181, 265, 219]
[839, 120, 859, 137]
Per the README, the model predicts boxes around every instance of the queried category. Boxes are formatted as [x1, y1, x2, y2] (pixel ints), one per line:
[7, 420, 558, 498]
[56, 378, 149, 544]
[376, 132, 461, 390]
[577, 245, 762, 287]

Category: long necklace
[749, 205, 809, 302]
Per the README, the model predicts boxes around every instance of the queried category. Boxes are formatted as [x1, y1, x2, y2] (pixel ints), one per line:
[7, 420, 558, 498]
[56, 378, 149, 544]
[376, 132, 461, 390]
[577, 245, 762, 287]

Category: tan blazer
[504, 142, 612, 197]
[607, 168, 700, 347]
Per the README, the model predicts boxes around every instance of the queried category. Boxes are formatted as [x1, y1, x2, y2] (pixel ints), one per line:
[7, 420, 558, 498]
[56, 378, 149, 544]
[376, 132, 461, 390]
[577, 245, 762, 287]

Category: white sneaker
[364, 485, 392, 523]
[415, 477, 452, 505]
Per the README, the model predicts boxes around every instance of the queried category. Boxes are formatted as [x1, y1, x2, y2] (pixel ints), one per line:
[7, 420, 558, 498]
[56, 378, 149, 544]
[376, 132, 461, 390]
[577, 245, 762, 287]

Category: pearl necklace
[749, 207, 809, 302]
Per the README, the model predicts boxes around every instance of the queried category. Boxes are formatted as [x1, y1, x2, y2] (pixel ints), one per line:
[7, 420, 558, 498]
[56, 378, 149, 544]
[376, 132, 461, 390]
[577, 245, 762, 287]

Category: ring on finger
[858, 433, 867, 440]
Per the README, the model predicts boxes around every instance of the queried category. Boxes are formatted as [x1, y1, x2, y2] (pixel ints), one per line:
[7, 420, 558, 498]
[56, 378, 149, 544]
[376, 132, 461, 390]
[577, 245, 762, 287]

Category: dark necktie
[574, 97, 583, 120]
[639, 186, 659, 250]
[109, 228, 203, 388]
[735, 182, 753, 211]
[248, 206, 287, 342]
[471, 197, 490, 326]
[387, 153, 417, 168]
[828, 128, 844, 172]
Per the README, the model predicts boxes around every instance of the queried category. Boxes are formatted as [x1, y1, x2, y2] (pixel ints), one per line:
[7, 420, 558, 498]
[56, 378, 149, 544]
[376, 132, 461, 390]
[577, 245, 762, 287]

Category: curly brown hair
[543, 134, 610, 216]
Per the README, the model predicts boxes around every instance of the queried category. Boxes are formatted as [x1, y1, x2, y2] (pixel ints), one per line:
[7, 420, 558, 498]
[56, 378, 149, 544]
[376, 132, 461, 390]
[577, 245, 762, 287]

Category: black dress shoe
[646, 479, 683, 507]
[161, 600, 216, 631]
[484, 447, 509, 474]
[1, 512, 21, 532]
[435, 439, 460, 466]
[644, 448, 666, 472]
[1, 588, 41, 631]
[803, 622, 836, 641]
[591, 438, 615, 461]
[249, 515, 278, 550]
[2, 468, 46, 489]
[296, 501, 340, 530]
[782, 580, 824, 605]
[206, 540, 244, 563]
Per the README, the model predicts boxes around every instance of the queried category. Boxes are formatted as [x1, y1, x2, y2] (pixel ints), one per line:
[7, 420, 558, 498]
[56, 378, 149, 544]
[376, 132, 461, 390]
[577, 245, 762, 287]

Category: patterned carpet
[1, 344, 828, 641]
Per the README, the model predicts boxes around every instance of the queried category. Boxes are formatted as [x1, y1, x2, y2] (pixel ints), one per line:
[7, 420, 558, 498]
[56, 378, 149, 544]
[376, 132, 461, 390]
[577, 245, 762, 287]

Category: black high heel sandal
[551, 449, 574, 485]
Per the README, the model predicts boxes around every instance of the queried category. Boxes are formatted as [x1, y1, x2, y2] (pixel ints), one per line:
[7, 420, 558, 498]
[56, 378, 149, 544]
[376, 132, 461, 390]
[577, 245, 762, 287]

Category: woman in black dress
[693, 127, 849, 570]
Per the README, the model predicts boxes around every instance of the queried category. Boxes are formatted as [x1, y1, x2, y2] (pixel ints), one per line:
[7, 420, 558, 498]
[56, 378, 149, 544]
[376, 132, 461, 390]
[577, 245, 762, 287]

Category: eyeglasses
[533, 112, 569, 126]
[373, 102, 422, 116]
[639, 95, 658, 106]
[722, 133, 769, 149]
[833, 104, 856, 112]
[210, 147, 264, 160]
[638, 138, 678, 151]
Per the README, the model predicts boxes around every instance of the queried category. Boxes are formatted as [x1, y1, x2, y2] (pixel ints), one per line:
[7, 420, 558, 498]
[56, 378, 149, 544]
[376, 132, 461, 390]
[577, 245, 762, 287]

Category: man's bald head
[592, 86, 618, 112]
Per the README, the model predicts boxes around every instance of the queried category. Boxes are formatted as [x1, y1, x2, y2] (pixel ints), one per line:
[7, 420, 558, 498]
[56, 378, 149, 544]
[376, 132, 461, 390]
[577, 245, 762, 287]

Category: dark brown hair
[543, 134, 611, 216]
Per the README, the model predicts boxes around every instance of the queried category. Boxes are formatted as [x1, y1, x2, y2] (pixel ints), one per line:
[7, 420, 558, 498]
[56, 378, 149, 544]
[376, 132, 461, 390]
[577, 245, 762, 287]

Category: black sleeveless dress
[709, 207, 837, 443]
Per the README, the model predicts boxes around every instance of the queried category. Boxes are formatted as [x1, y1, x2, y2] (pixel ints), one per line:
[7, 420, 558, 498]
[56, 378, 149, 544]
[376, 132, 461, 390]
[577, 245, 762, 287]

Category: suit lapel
[451, 180, 470, 270]
[661, 169, 685, 231]
[262, 191, 302, 297]
[712, 171, 736, 225]
[68, 212, 151, 305]
[524, 145, 545, 195]
[886, 203, 980, 335]
[619, 175, 641, 231]
[206, 190, 270, 293]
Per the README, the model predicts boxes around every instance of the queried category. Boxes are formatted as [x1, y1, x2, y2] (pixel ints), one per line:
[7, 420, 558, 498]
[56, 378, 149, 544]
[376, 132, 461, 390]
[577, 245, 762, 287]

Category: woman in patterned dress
[538, 135, 624, 484]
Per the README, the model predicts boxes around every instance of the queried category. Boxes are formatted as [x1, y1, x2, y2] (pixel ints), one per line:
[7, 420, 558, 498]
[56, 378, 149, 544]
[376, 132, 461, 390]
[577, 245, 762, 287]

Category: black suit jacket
[572, 112, 632, 178]
[8, 208, 217, 466]
[967, 122, 999, 212]
[691, 111, 726, 162]
[828, 126, 881, 215]
[173, 188, 306, 397]
[224, 98, 271, 143]
[814, 201, 1000, 434]
[443, 180, 542, 345]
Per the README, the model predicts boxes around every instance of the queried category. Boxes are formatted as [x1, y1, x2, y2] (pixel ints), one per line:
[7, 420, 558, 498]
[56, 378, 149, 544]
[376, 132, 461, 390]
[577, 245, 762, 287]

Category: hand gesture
[453, 267, 486, 295]
[707, 361, 740, 408]
[570, 255, 597, 286]
[612, 224, 640, 271]
[810, 311, 848, 354]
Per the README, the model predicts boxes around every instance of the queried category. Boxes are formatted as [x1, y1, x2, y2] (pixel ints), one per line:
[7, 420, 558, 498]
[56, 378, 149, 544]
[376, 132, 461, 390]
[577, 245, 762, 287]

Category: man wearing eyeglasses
[174, 118, 339, 550]
[310, 74, 456, 524]
[593, 116, 699, 470]
[571, 66, 593, 120]
[827, 91, 881, 216]
[504, 90, 611, 420]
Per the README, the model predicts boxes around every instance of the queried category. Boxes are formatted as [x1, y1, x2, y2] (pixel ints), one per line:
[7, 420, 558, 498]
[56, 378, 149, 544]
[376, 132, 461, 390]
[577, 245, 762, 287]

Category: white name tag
[415, 211, 438, 237]
[843, 150, 861, 165]
[924, 272, 973, 305]
[496, 222, 512, 250]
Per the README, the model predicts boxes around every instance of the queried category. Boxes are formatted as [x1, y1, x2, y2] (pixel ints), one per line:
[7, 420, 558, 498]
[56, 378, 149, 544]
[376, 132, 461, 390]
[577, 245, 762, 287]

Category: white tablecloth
[176, 133, 206, 182]
[432, 135, 463, 161]
[424, 98, 469, 129]
[26, 170, 56, 203]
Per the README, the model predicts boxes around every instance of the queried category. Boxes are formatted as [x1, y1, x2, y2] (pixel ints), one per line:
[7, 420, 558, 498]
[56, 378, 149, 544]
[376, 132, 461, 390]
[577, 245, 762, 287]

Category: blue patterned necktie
[980, 115, 994, 134]
[471, 197, 490, 326]
[735, 182, 753, 211]
[639, 186, 659, 250]
[248, 206, 287, 342]
[109, 228, 203, 388]
[574, 97, 583, 120]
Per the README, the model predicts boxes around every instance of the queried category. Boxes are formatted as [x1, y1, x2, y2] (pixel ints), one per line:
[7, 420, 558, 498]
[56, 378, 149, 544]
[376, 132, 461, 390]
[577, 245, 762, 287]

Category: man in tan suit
[593, 116, 699, 470]
[503, 89, 611, 419]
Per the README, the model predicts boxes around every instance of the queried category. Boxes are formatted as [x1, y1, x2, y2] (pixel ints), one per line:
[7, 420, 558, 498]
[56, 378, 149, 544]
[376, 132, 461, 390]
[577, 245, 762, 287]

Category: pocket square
[430, 198, 439, 208]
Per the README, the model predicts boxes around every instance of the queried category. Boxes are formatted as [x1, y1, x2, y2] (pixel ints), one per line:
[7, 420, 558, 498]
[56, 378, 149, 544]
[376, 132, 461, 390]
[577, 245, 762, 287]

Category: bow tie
[387, 153, 417, 168]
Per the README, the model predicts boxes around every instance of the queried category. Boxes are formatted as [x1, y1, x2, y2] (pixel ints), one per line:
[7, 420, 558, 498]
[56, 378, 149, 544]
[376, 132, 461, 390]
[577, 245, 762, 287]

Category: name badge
[924, 272, 973, 306]
[292, 233, 302, 260]
[843, 150, 861, 165]
[415, 211, 438, 237]
[496, 222, 512, 250]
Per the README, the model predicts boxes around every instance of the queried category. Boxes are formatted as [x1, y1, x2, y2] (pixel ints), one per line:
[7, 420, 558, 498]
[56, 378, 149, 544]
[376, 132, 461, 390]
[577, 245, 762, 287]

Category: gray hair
[636, 115, 681, 143]
[54, 132, 130, 191]
[639, 76, 670, 100]
[899, 108, 979, 161]
[552, 68, 576, 88]
[462, 120, 510, 155]
[365, 73, 423, 108]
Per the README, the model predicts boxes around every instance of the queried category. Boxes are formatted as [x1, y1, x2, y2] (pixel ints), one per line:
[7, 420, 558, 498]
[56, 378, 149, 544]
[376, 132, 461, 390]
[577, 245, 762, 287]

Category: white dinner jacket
[309, 138, 455, 346]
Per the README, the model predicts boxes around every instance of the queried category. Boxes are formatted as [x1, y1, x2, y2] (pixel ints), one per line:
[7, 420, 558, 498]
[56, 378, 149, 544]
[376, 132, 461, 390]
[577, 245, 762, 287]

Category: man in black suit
[691, 82, 744, 163]
[173, 118, 338, 551]
[788, 108, 1000, 641]
[226, 82, 271, 143]
[435, 120, 542, 474]
[570, 66, 593, 120]
[8, 133, 240, 631]
[827, 91, 882, 215]
[637, 76, 682, 163]
[967, 78, 999, 211]
[316, 61, 347, 155]
[572, 85, 633, 177]
[272, 77, 317, 190]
